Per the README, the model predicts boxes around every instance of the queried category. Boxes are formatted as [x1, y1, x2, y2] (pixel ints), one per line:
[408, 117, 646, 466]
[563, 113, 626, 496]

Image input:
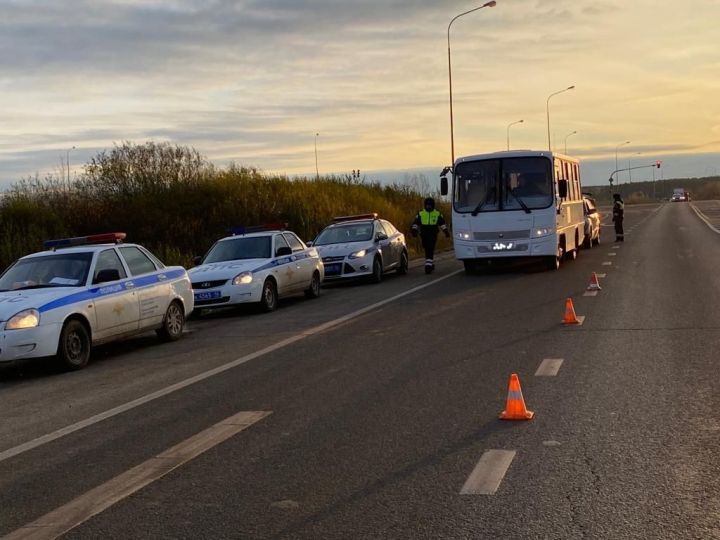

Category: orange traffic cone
[499, 373, 534, 420]
[562, 298, 583, 325]
[587, 272, 602, 291]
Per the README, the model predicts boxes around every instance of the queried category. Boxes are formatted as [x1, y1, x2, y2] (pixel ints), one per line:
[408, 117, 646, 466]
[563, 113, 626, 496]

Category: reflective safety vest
[419, 209, 441, 225]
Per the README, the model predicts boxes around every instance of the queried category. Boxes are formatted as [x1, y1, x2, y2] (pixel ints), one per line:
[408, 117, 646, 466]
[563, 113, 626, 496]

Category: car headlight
[348, 249, 367, 259]
[232, 272, 253, 285]
[455, 230, 472, 240]
[534, 228, 552, 238]
[6, 309, 40, 330]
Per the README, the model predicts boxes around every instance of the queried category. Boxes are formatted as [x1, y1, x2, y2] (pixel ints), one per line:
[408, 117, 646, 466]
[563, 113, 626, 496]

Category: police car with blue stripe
[189, 226, 324, 312]
[0, 233, 194, 370]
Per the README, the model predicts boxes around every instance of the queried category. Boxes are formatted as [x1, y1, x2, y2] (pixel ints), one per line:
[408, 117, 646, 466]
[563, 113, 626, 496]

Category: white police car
[189, 226, 324, 312]
[0, 233, 194, 370]
[310, 214, 408, 282]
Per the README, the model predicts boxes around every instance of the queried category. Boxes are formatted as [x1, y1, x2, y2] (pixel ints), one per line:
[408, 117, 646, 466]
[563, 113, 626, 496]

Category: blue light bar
[44, 232, 127, 249]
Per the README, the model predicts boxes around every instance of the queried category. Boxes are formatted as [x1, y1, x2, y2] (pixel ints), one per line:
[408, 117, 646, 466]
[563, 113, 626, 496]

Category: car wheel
[593, 232, 600, 246]
[260, 279, 278, 312]
[157, 301, 185, 342]
[58, 319, 91, 370]
[304, 271, 321, 299]
[396, 251, 409, 275]
[370, 257, 383, 283]
[582, 230, 592, 249]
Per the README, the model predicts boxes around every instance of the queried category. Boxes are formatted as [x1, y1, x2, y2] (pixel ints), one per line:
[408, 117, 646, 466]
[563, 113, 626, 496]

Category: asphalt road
[2, 202, 720, 539]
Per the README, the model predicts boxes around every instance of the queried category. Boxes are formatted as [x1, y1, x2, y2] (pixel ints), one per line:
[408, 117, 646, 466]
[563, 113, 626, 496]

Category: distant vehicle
[310, 214, 408, 282]
[582, 194, 601, 248]
[189, 227, 323, 312]
[442, 150, 586, 271]
[0, 233, 193, 370]
[672, 188, 690, 202]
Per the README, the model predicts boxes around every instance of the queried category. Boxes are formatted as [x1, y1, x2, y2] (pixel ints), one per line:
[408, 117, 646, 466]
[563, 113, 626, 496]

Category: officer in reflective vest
[411, 197, 449, 274]
[612, 193, 624, 242]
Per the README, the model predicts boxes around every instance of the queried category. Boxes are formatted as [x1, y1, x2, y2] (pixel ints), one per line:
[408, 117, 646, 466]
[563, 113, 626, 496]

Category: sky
[1, 0, 719, 188]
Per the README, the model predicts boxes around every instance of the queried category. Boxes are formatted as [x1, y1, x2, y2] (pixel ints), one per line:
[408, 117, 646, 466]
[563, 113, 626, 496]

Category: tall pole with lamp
[546, 85, 574, 151]
[563, 131, 577, 155]
[506, 119, 523, 151]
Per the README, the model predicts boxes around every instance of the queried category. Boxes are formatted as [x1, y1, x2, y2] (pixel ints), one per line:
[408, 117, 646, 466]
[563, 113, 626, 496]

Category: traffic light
[656, 160, 662, 168]
[609, 177, 614, 186]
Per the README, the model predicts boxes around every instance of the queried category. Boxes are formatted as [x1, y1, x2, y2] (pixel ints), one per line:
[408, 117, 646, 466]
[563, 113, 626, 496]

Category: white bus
[440, 150, 585, 272]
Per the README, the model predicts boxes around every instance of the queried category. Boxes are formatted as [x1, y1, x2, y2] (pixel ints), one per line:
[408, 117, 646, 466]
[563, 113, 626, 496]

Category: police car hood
[0, 288, 78, 322]
[188, 260, 265, 281]
[315, 242, 369, 258]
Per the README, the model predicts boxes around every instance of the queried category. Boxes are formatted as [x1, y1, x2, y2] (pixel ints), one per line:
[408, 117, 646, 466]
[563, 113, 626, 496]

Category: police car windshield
[314, 223, 374, 245]
[0, 252, 93, 291]
[204, 236, 272, 263]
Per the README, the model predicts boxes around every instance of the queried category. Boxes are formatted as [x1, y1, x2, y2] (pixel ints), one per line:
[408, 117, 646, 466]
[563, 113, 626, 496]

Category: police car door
[118, 246, 168, 329]
[272, 234, 295, 294]
[91, 248, 140, 340]
[283, 232, 312, 287]
[375, 221, 394, 269]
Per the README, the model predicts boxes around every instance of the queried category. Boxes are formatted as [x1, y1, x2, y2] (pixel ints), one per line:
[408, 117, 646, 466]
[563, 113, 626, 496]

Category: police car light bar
[332, 213, 378, 223]
[227, 223, 288, 236]
[44, 232, 127, 249]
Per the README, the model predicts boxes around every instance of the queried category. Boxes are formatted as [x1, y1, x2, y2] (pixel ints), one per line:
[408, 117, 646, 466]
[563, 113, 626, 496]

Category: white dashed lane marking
[535, 358, 564, 377]
[602, 262, 612, 266]
[583, 290, 599, 297]
[596, 273, 607, 278]
[5, 411, 271, 540]
[608, 253, 617, 256]
[460, 450, 516, 495]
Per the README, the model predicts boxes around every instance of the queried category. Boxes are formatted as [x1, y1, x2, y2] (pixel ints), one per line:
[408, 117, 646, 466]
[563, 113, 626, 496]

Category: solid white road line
[460, 449, 516, 495]
[690, 203, 720, 235]
[535, 358, 564, 377]
[0, 269, 464, 464]
[4, 411, 271, 540]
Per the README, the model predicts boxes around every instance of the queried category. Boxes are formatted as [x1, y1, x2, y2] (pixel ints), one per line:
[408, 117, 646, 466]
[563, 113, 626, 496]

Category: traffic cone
[562, 298, 582, 325]
[587, 272, 602, 291]
[499, 373, 534, 420]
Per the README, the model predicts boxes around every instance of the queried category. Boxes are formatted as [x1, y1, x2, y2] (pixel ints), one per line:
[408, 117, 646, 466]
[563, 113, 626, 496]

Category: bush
[0, 142, 450, 269]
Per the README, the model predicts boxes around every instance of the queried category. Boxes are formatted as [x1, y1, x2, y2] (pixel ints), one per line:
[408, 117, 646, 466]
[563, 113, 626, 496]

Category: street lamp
[615, 140, 630, 185]
[447, 1, 497, 166]
[314, 133, 319, 179]
[66, 145, 76, 184]
[546, 85, 574, 151]
[506, 119, 523, 151]
[563, 130, 577, 155]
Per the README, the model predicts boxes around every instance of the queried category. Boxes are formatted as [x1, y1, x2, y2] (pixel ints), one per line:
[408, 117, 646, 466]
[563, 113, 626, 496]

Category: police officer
[412, 197, 449, 274]
[612, 193, 624, 242]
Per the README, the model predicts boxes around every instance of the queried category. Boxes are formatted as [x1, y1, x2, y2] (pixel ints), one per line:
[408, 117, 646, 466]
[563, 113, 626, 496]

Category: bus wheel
[546, 246, 562, 270]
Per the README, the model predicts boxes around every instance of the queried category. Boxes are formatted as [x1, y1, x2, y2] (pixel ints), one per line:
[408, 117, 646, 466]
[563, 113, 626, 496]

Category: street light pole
[66, 145, 76, 185]
[615, 140, 630, 186]
[314, 133, 319, 179]
[628, 151, 642, 184]
[563, 130, 577, 155]
[546, 85, 574, 151]
[447, 1, 497, 166]
[506, 119, 523, 151]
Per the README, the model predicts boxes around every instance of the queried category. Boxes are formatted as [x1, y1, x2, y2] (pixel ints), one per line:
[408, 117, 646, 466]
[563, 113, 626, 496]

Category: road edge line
[0, 269, 463, 464]
[690, 203, 720, 235]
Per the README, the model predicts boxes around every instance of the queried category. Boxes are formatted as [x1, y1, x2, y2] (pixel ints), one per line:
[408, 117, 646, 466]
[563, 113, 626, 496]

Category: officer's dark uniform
[412, 197, 449, 274]
[612, 193, 624, 242]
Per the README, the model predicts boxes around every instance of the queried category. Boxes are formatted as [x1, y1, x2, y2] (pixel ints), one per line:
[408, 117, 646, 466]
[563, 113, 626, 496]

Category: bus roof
[455, 149, 579, 165]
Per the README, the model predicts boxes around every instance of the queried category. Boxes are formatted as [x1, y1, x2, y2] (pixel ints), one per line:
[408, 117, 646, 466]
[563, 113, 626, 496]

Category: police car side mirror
[306, 241, 313, 247]
[557, 179, 568, 199]
[94, 268, 121, 284]
[192, 256, 203, 266]
[375, 233, 388, 242]
[276, 246, 292, 257]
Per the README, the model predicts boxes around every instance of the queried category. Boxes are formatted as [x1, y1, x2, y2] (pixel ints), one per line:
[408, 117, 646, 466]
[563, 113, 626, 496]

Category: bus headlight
[534, 228, 552, 238]
[232, 272, 253, 285]
[6, 309, 40, 330]
[455, 231, 472, 240]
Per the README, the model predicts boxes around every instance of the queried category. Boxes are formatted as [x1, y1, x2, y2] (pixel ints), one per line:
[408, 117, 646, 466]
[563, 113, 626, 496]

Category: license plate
[194, 290, 222, 301]
[325, 263, 342, 275]
[491, 242, 515, 251]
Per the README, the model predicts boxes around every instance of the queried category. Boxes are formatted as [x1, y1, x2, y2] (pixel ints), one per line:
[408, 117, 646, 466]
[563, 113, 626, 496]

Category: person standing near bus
[412, 197, 449, 274]
[612, 193, 625, 242]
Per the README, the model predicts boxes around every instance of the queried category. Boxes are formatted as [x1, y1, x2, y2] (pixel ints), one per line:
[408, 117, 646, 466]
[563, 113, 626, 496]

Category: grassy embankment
[0, 142, 448, 270]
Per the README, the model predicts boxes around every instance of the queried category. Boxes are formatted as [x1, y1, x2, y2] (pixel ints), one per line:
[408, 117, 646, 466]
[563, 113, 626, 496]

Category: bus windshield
[454, 157, 553, 213]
